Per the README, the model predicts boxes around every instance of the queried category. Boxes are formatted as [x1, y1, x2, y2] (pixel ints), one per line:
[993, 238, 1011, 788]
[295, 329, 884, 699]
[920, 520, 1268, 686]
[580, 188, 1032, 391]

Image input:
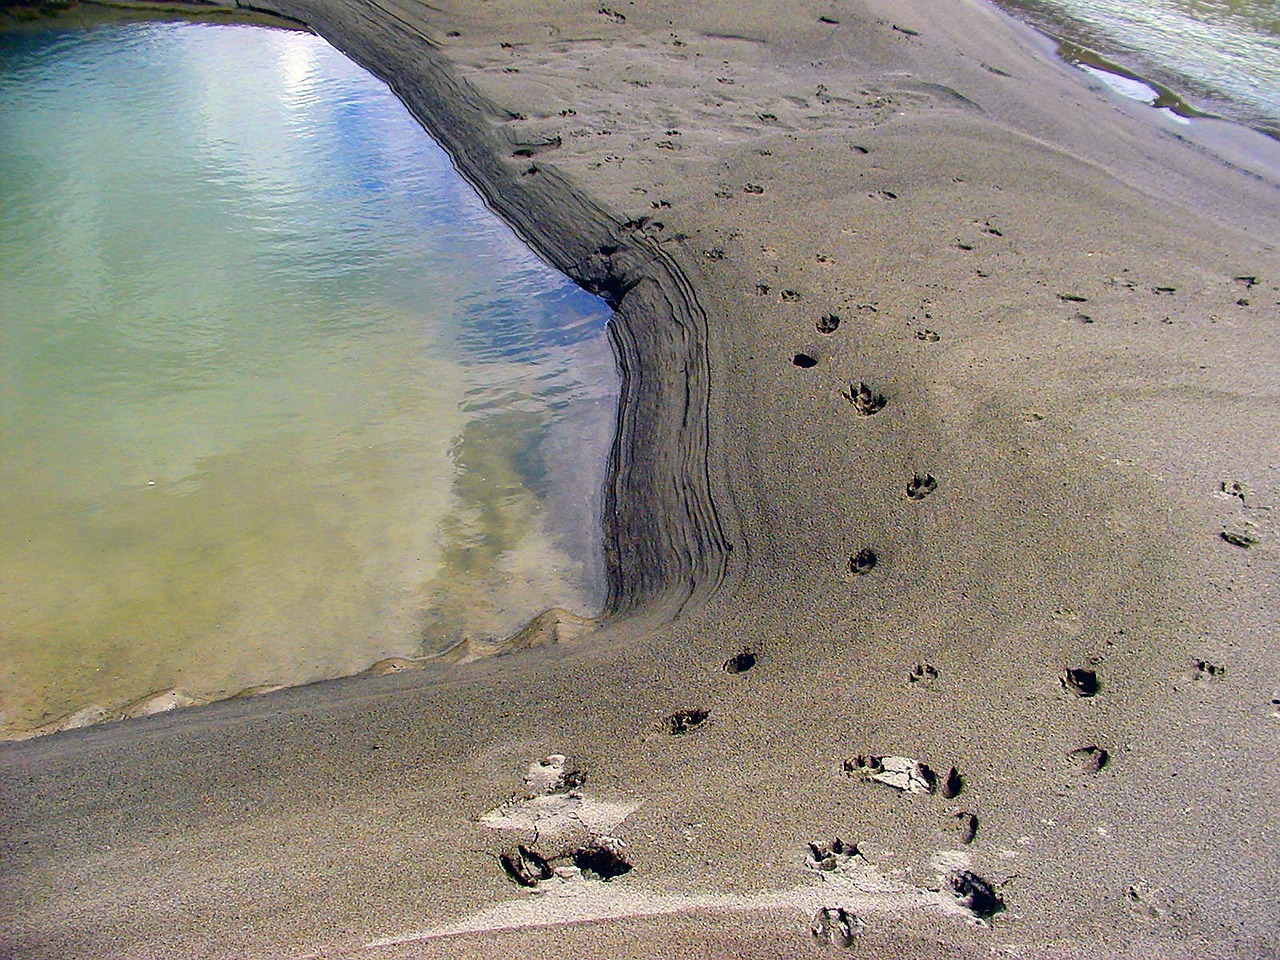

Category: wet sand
[2, 0, 1278, 957]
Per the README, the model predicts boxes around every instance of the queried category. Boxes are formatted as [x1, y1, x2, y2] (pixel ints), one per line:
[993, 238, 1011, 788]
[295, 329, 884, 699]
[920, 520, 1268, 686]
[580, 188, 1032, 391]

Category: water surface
[0, 22, 617, 736]
[994, 0, 1280, 134]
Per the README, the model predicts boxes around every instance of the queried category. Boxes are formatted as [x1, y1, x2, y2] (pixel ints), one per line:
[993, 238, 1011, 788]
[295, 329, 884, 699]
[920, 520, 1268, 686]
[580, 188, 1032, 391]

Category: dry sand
[2, 0, 1278, 957]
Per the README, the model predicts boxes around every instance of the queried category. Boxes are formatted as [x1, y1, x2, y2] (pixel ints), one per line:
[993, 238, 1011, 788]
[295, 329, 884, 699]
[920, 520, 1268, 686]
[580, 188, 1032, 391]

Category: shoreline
[3, 1, 1279, 957]
[1, 0, 736, 741]
[987, 0, 1280, 140]
[3, 0, 1274, 744]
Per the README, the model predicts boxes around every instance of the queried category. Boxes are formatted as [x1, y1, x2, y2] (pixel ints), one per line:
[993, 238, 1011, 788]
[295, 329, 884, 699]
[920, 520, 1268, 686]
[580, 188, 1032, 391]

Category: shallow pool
[0, 21, 617, 736]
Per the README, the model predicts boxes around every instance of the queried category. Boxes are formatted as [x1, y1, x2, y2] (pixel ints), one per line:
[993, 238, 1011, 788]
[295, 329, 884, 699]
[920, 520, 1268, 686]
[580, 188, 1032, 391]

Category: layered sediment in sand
[2, 1, 1278, 958]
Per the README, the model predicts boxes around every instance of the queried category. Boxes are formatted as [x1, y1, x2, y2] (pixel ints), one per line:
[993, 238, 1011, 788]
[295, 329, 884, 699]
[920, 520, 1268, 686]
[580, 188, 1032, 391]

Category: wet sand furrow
[262, 0, 735, 623]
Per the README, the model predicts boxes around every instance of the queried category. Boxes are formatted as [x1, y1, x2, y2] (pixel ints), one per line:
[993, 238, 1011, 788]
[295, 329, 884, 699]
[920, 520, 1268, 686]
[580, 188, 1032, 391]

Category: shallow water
[995, 0, 1280, 133]
[0, 23, 617, 735]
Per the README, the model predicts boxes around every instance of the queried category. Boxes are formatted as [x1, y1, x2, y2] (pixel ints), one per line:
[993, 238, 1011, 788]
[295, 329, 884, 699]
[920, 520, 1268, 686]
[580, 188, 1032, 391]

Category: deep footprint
[816, 312, 841, 334]
[950, 870, 1004, 918]
[906, 473, 937, 500]
[810, 906, 863, 948]
[844, 381, 886, 415]
[1067, 744, 1109, 773]
[571, 839, 632, 880]
[664, 708, 710, 734]
[849, 547, 878, 575]
[1061, 667, 1099, 697]
[499, 845, 552, 887]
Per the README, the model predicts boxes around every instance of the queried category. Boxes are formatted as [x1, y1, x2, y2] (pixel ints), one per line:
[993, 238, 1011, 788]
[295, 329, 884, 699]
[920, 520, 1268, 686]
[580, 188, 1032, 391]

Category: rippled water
[996, 0, 1280, 133]
[0, 23, 617, 736]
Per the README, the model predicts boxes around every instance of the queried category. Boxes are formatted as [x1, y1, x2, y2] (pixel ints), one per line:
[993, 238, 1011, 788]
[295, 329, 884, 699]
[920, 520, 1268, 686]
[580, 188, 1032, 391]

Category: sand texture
[2, 0, 1278, 957]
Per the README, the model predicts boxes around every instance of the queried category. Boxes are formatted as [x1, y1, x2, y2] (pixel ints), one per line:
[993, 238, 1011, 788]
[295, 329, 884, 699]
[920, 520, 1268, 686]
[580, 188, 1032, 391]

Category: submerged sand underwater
[0, 22, 616, 737]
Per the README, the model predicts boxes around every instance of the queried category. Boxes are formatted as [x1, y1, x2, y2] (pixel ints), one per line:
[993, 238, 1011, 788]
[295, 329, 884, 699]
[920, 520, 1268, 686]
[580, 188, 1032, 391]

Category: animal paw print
[906, 473, 936, 500]
[1060, 667, 1099, 697]
[1067, 744, 1109, 773]
[843, 381, 886, 415]
[907, 662, 938, 685]
[1190, 659, 1225, 681]
[849, 547, 877, 575]
[811, 906, 863, 947]
[663, 708, 709, 735]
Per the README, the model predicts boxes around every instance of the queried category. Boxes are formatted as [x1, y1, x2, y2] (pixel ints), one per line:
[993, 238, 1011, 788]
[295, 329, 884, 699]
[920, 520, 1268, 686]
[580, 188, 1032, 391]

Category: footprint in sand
[810, 906, 864, 948]
[793, 352, 818, 368]
[664, 708, 710, 735]
[845, 754, 935, 793]
[499, 837, 632, 888]
[1067, 744, 1109, 773]
[843, 381, 886, 416]
[906, 473, 937, 500]
[1060, 667, 1099, 697]
[781, 289, 802, 302]
[848, 547, 878, 575]
[949, 870, 1004, 918]
[806, 837, 860, 873]
[723, 650, 756, 673]
[951, 811, 979, 844]
[907, 662, 940, 685]
[816, 312, 841, 334]
[500, 845, 553, 887]
[1189, 658, 1226, 681]
[1123, 880, 1171, 919]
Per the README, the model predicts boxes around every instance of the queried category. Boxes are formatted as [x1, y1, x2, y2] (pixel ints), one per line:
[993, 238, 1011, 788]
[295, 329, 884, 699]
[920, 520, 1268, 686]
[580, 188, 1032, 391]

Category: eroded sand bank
[2, 0, 1278, 957]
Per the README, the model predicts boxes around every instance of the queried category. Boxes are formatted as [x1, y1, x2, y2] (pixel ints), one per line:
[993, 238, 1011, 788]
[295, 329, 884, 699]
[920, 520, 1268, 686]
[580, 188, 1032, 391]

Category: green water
[995, 0, 1280, 133]
[0, 22, 617, 736]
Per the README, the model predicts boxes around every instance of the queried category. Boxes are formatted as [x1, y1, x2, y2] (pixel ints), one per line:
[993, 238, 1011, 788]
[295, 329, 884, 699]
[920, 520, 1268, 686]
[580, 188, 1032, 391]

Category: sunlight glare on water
[996, 0, 1280, 132]
[0, 22, 617, 736]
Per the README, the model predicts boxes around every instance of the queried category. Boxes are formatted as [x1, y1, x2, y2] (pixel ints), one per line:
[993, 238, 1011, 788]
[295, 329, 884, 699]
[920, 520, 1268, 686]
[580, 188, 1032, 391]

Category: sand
[2, 0, 1278, 957]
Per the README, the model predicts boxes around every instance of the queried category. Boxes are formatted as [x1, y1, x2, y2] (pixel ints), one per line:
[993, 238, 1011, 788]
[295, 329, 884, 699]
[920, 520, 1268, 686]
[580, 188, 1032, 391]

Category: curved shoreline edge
[249, 0, 735, 624]
[3, 1, 1279, 956]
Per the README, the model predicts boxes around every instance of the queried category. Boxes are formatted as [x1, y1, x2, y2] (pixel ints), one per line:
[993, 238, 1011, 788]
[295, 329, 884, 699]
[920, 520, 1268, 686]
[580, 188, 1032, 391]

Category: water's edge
[987, 0, 1280, 139]
[1, 0, 736, 738]
[247, 0, 736, 622]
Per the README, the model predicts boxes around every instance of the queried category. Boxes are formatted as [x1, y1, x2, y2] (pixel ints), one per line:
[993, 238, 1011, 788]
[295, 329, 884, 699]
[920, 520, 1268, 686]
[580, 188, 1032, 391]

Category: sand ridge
[2, 0, 1278, 957]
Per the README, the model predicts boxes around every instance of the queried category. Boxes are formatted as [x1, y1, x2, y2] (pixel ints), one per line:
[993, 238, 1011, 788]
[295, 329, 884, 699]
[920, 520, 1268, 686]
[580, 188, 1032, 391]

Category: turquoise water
[0, 22, 617, 735]
[996, 0, 1280, 134]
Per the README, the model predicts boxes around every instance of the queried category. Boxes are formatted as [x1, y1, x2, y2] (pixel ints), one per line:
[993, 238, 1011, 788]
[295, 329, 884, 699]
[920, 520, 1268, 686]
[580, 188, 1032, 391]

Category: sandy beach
[2, 0, 1278, 957]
